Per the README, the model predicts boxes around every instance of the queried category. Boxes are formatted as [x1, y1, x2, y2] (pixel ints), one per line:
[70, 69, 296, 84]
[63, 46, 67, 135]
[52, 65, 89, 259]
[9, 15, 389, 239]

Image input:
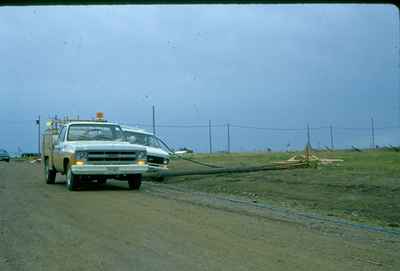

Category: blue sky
[0, 4, 399, 153]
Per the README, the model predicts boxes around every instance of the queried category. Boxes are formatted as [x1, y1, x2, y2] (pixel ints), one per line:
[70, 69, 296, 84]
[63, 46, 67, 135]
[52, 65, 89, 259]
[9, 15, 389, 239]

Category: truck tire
[154, 176, 165, 182]
[128, 174, 142, 190]
[97, 178, 107, 185]
[66, 166, 79, 191]
[44, 159, 56, 184]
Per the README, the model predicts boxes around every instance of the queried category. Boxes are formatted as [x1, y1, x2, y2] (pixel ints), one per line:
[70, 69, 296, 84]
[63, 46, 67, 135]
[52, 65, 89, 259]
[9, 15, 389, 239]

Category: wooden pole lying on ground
[149, 144, 343, 180]
[151, 161, 308, 178]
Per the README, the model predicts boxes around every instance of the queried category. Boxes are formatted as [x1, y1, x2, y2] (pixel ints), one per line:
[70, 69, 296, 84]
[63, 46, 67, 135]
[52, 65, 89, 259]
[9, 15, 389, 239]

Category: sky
[0, 4, 399, 153]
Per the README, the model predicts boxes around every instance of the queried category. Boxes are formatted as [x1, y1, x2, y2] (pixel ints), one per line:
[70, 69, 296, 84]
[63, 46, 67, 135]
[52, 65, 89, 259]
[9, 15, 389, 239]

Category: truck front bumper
[71, 164, 148, 175]
[148, 164, 169, 172]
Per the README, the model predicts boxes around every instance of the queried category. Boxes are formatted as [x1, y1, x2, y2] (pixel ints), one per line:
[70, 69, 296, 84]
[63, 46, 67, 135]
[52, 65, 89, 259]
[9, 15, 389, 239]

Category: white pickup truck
[121, 126, 170, 173]
[42, 121, 148, 191]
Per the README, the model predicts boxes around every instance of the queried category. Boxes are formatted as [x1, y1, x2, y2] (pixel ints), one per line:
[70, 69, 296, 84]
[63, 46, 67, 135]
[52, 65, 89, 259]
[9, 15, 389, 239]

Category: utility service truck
[42, 115, 148, 191]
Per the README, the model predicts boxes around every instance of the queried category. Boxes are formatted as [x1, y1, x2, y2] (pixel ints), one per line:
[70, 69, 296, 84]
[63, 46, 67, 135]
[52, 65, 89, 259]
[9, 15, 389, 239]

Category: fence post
[209, 120, 212, 154]
[227, 123, 231, 153]
[371, 117, 375, 148]
[152, 105, 156, 135]
[36, 115, 41, 155]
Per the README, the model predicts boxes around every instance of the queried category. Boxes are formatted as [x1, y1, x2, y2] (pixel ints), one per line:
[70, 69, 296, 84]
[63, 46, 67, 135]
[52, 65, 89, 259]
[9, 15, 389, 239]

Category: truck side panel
[42, 132, 57, 171]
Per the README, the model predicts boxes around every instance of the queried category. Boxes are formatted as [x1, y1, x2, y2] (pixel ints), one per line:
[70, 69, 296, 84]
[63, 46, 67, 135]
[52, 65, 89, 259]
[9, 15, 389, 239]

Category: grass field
[164, 150, 400, 227]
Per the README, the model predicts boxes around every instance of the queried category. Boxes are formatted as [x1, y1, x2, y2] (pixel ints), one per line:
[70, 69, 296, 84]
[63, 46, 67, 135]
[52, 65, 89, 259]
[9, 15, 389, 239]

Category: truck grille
[147, 155, 164, 165]
[87, 151, 137, 165]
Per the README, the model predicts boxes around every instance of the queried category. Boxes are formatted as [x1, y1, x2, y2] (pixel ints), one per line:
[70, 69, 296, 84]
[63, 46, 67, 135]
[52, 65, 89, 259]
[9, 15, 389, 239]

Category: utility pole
[36, 115, 41, 155]
[227, 123, 231, 153]
[152, 105, 156, 135]
[208, 120, 212, 154]
[330, 125, 334, 150]
[371, 117, 375, 149]
[305, 123, 312, 161]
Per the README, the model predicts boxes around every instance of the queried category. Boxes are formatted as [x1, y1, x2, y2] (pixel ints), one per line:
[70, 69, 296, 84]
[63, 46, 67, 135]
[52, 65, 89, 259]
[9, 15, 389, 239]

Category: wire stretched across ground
[156, 136, 224, 169]
[153, 136, 310, 178]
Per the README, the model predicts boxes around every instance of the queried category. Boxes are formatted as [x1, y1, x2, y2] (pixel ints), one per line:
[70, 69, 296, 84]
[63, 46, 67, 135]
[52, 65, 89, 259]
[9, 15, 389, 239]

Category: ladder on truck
[45, 112, 107, 133]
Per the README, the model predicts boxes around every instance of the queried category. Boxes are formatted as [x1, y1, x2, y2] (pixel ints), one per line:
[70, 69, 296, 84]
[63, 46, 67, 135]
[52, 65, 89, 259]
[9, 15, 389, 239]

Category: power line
[6, 121, 398, 131]
[231, 124, 306, 131]
[1, 120, 38, 124]
[125, 123, 225, 128]
[335, 126, 400, 131]
[3, 119, 400, 131]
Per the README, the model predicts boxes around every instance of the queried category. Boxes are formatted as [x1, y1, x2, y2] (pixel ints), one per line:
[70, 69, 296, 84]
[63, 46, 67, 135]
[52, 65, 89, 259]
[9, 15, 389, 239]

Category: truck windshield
[67, 124, 125, 141]
[124, 131, 161, 148]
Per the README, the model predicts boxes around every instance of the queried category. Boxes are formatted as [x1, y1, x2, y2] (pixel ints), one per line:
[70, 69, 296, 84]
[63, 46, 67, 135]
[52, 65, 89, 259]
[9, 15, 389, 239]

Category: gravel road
[1, 161, 399, 271]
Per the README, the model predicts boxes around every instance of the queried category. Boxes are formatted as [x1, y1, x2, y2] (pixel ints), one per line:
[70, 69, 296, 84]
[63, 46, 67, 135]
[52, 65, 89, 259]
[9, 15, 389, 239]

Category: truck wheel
[97, 178, 107, 185]
[44, 159, 56, 184]
[128, 174, 142, 190]
[66, 166, 79, 191]
[154, 176, 165, 182]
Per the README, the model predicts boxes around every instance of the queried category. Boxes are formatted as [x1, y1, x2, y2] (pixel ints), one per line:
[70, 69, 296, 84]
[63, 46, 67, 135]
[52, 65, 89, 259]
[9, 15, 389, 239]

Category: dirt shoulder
[1, 161, 399, 271]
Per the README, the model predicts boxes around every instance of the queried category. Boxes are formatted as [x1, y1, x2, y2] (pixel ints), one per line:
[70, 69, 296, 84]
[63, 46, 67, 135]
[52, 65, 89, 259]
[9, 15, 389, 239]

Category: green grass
[165, 150, 400, 227]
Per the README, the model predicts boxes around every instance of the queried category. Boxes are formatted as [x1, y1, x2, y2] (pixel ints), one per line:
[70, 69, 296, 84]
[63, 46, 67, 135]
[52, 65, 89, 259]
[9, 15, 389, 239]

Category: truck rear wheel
[66, 166, 79, 191]
[44, 159, 56, 184]
[128, 174, 142, 190]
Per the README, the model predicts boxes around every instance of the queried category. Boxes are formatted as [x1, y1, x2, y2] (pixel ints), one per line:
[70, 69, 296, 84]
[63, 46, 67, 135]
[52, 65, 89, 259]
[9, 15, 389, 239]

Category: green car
[0, 149, 10, 162]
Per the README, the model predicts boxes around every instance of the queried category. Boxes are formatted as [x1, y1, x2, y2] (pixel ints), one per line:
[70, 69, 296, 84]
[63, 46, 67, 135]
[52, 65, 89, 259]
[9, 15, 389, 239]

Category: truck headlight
[137, 151, 146, 160]
[75, 151, 88, 161]
[75, 161, 85, 166]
